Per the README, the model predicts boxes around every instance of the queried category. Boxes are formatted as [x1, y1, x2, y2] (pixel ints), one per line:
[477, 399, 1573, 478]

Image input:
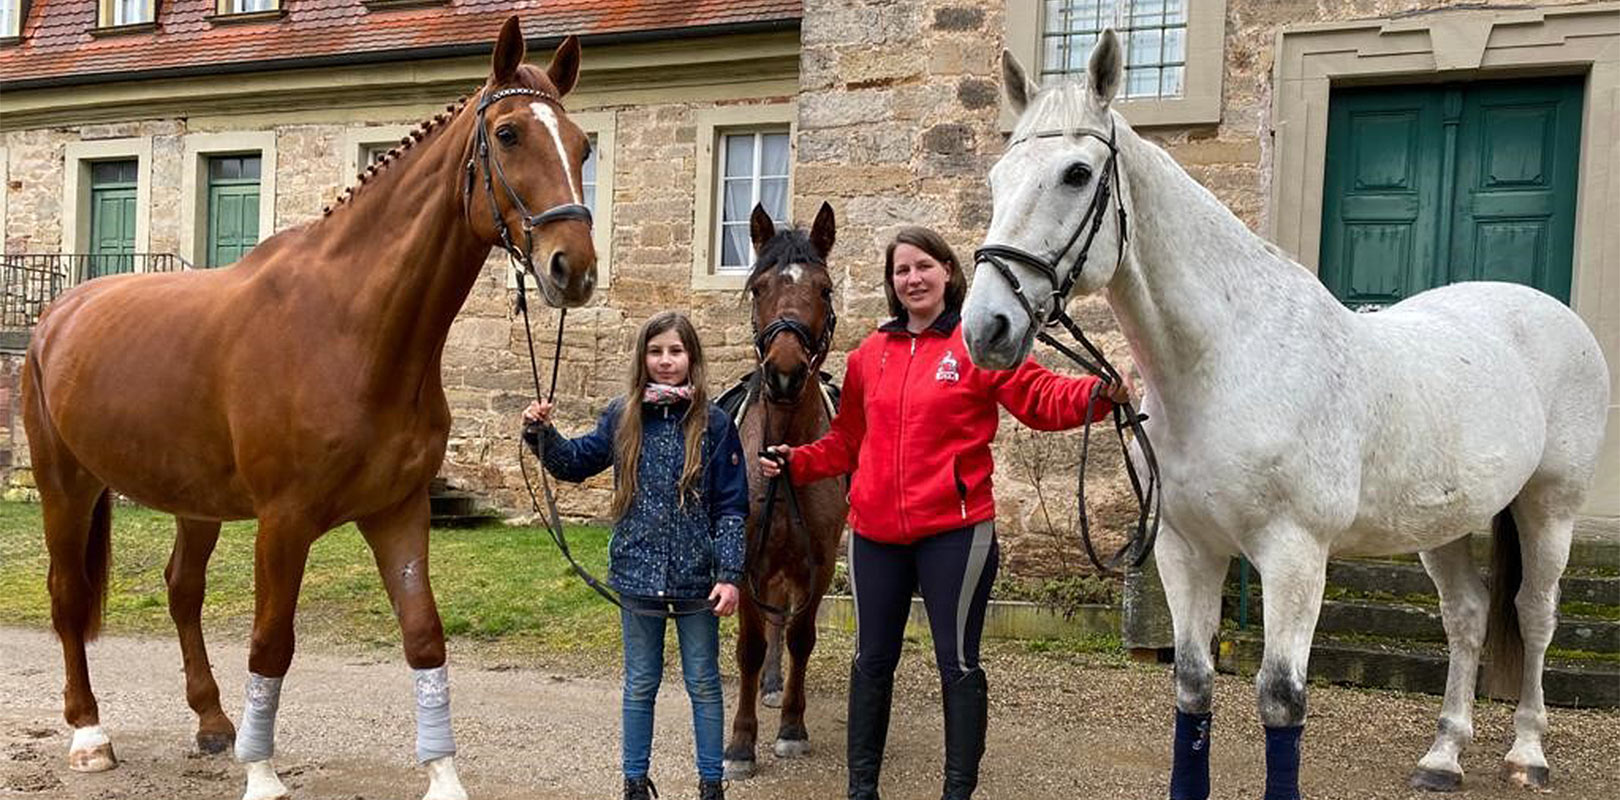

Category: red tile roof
[1, 0, 802, 87]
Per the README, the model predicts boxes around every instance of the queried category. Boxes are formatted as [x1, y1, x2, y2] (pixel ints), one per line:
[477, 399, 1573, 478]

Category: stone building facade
[3, 1, 1616, 577]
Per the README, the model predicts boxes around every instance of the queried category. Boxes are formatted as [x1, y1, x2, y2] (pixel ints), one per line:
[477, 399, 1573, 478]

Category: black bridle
[465, 86, 594, 302]
[973, 123, 1162, 575]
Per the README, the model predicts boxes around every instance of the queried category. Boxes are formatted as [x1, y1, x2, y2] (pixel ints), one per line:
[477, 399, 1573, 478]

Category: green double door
[1320, 77, 1582, 307]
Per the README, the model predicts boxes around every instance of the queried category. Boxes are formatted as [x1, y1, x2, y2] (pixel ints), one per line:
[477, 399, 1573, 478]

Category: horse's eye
[1063, 162, 1092, 187]
[495, 126, 518, 146]
[821, 287, 833, 300]
[749, 285, 761, 298]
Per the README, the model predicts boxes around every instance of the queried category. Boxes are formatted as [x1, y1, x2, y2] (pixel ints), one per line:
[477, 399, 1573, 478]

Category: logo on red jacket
[935, 350, 960, 383]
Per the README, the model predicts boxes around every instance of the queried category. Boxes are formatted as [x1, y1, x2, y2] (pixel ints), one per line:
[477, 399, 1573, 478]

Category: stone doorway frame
[1269, 3, 1620, 518]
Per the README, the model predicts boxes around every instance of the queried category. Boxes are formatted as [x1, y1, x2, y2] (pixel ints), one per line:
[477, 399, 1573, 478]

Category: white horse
[962, 31, 1610, 799]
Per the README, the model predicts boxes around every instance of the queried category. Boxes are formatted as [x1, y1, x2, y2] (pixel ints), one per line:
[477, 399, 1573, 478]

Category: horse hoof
[723, 758, 757, 780]
[1409, 767, 1463, 792]
[762, 691, 783, 708]
[1501, 762, 1551, 791]
[773, 738, 811, 759]
[196, 730, 235, 756]
[68, 742, 117, 772]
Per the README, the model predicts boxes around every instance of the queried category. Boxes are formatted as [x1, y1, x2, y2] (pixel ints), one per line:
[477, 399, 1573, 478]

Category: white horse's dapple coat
[963, 32, 1610, 799]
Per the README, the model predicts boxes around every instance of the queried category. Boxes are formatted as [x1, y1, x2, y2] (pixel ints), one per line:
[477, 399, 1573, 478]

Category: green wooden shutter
[88, 160, 139, 280]
[1445, 78, 1582, 303]
[1321, 79, 1581, 307]
[206, 155, 261, 268]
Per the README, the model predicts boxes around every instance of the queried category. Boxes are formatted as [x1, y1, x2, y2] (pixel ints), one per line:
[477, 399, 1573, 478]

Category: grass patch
[1563, 601, 1620, 621]
[0, 501, 620, 654]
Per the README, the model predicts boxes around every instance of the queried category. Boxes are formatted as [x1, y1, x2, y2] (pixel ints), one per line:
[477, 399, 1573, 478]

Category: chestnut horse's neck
[300, 96, 494, 397]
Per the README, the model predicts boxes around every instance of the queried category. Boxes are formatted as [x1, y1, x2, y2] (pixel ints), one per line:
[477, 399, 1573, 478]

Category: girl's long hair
[611, 311, 710, 520]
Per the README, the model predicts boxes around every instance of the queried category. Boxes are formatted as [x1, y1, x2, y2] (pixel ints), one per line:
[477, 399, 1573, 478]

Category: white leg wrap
[242, 759, 290, 800]
[235, 673, 284, 763]
[69, 725, 110, 752]
[423, 754, 469, 800]
[414, 665, 457, 764]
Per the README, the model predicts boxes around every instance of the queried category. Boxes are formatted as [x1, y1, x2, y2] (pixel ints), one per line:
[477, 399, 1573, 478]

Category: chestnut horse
[22, 17, 594, 800]
[722, 203, 848, 780]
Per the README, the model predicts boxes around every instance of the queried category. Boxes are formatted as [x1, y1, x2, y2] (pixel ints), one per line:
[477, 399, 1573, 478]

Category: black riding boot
[941, 669, 988, 800]
[623, 775, 656, 800]
[847, 661, 895, 800]
[698, 777, 725, 800]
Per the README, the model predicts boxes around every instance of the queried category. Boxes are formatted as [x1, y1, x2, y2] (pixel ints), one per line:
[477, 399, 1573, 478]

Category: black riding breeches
[849, 521, 999, 684]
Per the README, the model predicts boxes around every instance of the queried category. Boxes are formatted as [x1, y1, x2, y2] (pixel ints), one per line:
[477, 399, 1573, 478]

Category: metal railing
[1, 253, 194, 331]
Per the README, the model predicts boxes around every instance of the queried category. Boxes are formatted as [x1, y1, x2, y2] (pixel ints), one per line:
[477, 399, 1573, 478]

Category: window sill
[0, 36, 21, 48]
[691, 270, 750, 291]
[89, 22, 157, 38]
[363, 0, 448, 10]
[206, 9, 287, 26]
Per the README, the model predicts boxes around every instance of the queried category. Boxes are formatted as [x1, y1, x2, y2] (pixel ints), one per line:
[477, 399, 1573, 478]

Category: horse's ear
[750, 204, 776, 253]
[547, 35, 582, 97]
[1002, 49, 1039, 115]
[810, 201, 836, 259]
[1088, 29, 1123, 108]
[492, 16, 526, 84]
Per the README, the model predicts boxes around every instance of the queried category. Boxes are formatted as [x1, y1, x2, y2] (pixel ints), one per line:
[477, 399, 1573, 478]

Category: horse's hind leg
[1156, 527, 1228, 800]
[168, 517, 235, 755]
[41, 484, 117, 772]
[774, 595, 820, 759]
[1499, 493, 1575, 790]
[1410, 536, 1488, 791]
[760, 620, 785, 708]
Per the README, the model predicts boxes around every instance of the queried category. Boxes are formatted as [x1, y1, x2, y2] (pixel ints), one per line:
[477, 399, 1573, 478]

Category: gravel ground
[1, 626, 1616, 800]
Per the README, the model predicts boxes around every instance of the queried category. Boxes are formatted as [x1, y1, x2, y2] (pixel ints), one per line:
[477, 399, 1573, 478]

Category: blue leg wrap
[414, 666, 457, 764]
[1170, 710, 1212, 800]
[1263, 724, 1304, 800]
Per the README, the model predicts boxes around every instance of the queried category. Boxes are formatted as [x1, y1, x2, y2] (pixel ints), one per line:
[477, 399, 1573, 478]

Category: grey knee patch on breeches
[235, 673, 283, 763]
[414, 665, 457, 764]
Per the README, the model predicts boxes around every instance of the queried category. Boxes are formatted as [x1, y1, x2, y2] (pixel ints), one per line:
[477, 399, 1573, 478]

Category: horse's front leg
[1411, 536, 1488, 791]
[237, 514, 318, 800]
[358, 493, 466, 800]
[1249, 529, 1330, 800]
[723, 595, 768, 779]
[1156, 527, 1229, 800]
[774, 594, 820, 759]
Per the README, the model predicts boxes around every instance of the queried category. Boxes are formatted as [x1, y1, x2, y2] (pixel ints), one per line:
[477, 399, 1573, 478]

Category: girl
[523, 311, 746, 800]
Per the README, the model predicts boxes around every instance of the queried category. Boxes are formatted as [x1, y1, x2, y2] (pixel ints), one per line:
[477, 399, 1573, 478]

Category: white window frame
[1, 0, 24, 39]
[1003, 0, 1225, 128]
[691, 103, 795, 291]
[100, 0, 154, 27]
[61, 137, 154, 282]
[218, 0, 276, 13]
[179, 131, 277, 268]
[713, 130, 792, 276]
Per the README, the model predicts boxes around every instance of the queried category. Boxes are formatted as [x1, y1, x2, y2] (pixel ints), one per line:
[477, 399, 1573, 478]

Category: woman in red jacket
[762, 227, 1130, 800]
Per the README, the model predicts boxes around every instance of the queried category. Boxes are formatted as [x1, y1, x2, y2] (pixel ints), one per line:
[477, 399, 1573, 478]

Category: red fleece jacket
[790, 312, 1115, 544]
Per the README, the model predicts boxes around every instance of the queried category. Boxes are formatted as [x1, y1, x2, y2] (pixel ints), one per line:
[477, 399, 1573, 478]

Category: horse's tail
[82, 490, 114, 642]
[1481, 506, 1525, 700]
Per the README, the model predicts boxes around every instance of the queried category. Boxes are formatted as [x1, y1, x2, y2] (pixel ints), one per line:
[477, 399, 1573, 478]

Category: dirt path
[1, 626, 1616, 800]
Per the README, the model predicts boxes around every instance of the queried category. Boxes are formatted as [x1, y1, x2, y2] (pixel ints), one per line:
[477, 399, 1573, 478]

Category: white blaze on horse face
[783, 264, 803, 284]
[529, 101, 581, 204]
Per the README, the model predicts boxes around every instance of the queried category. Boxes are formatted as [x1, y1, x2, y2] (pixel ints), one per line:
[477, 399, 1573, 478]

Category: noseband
[972, 122, 1161, 575]
[465, 86, 594, 282]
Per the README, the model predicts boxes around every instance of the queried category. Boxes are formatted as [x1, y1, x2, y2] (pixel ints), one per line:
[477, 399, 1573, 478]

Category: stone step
[1231, 597, 1619, 654]
[428, 481, 500, 528]
[1225, 558, 1619, 607]
[1216, 633, 1620, 708]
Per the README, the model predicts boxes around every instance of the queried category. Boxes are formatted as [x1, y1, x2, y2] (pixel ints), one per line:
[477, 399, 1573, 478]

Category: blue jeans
[621, 598, 725, 782]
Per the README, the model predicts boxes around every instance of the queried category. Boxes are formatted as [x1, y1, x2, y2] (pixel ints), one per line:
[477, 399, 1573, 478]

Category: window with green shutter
[207, 155, 261, 268]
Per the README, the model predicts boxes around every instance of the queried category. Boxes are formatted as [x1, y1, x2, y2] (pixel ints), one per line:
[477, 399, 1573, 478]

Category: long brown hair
[611, 311, 710, 519]
[883, 226, 967, 319]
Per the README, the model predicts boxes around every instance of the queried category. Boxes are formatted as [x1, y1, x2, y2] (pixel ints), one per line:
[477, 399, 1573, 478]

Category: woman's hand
[710, 582, 740, 616]
[1104, 372, 1136, 405]
[759, 444, 792, 478]
[523, 400, 554, 425]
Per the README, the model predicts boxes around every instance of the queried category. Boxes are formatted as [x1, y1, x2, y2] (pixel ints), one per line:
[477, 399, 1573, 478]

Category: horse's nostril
[549, 252, 570, 287]
[990, 312, 1011, 344]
